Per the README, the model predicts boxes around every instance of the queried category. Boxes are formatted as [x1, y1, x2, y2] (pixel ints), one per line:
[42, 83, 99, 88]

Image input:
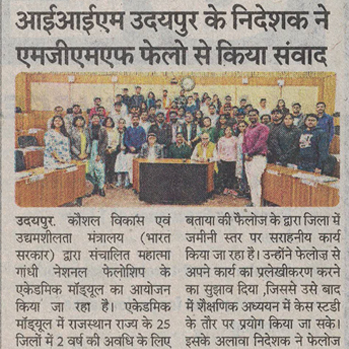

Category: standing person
[89, 97, 106, 119]
[242, 109, 269, 207]
[169, 112, 181, 144]
[139, 133, 164, 160]
[274, 113, 301, 166]
[238, 98, 247, 114]
[162, 89, 171, 109]
[180, 111, 199, 150]
[298, 114, 329, 174]
[267, 109, 284, 163]
[201, 97, 212, 117]
[69, 115, 90, 161]
[47, 106, 65, 129]
[112, 94, 128, 116]
[316, 102, 334, 145]
[275, 99, 289, 115]
[65, 104, 82, 133]
[193, 92, 200, 110]
[235, 121, 249, 198]
[44, 116, 71, 169]
[103, 117, 119, 189]
[260, 114, 272, 129]
[124, 114, 146, 188]
[291, 102, 305, 128]
[86, 114, 108, 197]
[257, 98, 271, 116]
[130, 86, 145, 109]
[146, 91, 156, 110]
[148, 112, 172, 156]
[194, 110, 205, 128]
[185, 96, 198, 115]
[140, 111, 151, 135]
[217, 126, 238, 195]
[216, 114, 229, 140]
[166, 101, 178, 122]
[198, 117, 217, 143]
[212, 94, 222, 113]
[168, 132, 192, 159]
[121, 88, 131, 109]
[175, 89, 187, 108]
[110, 102, 128, 124]
[114, 118, 128, 187]
[207, 104, 220, 125]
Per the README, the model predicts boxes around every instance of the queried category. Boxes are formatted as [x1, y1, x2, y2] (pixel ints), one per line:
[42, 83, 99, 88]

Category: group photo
[14, 72, 340, 207]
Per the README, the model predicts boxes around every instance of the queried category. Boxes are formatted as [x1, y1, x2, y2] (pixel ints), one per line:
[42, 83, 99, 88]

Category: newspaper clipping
[1, 0, 347, 348]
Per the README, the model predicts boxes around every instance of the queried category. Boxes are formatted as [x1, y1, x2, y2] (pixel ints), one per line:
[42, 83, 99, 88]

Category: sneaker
[223, 188, 229, 195]
[245, 202, 254, 207]
[109, 183, 117, 189]
[99, 189, 106, 197]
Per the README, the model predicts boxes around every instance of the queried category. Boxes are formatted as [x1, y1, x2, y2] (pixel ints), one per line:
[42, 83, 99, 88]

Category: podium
[133, 158, 215, 204]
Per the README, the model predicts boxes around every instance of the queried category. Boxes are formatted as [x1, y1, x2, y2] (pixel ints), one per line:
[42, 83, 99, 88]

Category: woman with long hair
[114, 118, 129, 187]
[69, 115, 90, 160]
[103, 117, 119, 188]
[275, 98, 289, 115]
[217, 126, 238, 195]
[44, 115, 71, 169]
[146, 91, 156, 110]
[86, 114, 108, 196]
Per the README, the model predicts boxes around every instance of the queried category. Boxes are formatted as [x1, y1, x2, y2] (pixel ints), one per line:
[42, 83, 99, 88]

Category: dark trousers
[105, 151, 117, 184]
[218, 160, 237, 191]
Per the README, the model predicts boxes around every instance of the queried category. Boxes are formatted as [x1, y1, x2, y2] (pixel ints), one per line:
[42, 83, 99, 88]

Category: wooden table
[15, 162, 86, 207]
[262, 164, 339, 207]
[133, 158, 215, 204]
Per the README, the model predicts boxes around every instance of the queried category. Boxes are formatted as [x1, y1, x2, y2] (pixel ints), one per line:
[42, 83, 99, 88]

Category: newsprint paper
[1, 0, 348, 348]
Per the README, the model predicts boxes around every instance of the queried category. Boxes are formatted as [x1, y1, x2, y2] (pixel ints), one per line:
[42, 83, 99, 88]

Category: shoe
[229, 189, 239, 196]
[223, 188, 229, 195]
[125, 184, 133, 189]
[99, 189, 106, 197]
[109, 183, 117, 189]
[245, 202, 254, 207]
[115, 181, 122, 187]
[91, 185, 99, 195]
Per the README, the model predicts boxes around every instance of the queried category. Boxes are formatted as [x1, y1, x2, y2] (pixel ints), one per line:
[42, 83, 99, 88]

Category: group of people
[42, 85, 336, 206]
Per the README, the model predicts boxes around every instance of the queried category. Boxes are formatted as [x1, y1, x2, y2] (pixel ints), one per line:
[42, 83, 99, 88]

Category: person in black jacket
[274, 113, 301, 166]
[267, 109, 284, 163]
[148, 112, 172, 156]
[298, 114, 329, 174]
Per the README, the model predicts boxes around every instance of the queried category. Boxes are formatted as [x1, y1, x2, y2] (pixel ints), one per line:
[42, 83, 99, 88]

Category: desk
[262, 164, 339, 207]
[15, 162, 86, 207]
[133, 158, 214, 204]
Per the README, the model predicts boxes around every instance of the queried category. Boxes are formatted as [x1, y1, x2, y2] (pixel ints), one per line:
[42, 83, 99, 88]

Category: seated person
[298, 114, 329, 174]
[139, 133, 164, 160]
[167, 133, 192, 159]
[191, 132, 218, 163]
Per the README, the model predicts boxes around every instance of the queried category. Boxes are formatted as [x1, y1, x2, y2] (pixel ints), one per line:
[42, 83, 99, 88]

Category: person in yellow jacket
[191, 132, 218, 173]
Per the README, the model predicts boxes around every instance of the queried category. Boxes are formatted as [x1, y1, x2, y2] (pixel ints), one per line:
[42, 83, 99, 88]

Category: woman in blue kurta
[44, 116, 71, 170]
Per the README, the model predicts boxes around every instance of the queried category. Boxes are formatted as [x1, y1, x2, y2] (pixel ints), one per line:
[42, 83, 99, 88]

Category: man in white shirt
[110, 102, 128, 125]
[257, 98, 271, 116]
[140, 111, 151, 135]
